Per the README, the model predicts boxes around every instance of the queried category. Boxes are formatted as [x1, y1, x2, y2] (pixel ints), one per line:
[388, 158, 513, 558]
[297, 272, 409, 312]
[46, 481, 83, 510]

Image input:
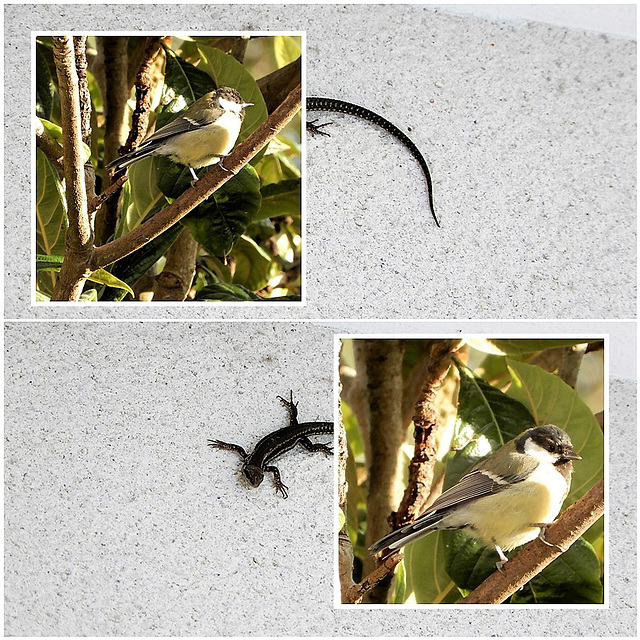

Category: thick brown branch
[51, 36, 93, 301]
[363, 339, 406, 600]
[257, 57, 302, 113]
[90, 83, 302, 270]
[96, 36, 131, 246]
[557, 343, 588, 389]
[152, 228, 199, 301]
[460, 478, 604, 604]
[73, 36, 92, 145]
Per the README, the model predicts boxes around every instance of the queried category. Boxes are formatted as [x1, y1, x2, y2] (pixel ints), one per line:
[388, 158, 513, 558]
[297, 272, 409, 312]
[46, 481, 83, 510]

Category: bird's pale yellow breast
[161, 111, 243, 168]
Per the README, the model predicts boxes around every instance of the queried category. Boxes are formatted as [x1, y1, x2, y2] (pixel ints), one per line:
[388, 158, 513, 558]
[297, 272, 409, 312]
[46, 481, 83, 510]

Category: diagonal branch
[90, 83, 302, 270]
[460, 477, 604, 604]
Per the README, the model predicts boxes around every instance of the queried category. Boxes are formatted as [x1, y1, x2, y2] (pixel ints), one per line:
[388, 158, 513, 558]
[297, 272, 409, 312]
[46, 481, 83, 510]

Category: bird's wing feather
[424, 466, 537, 513]
[141, 112, 212, 146]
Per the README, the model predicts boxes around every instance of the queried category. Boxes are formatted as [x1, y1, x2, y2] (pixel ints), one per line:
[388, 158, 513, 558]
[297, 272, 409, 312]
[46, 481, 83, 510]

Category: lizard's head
[242, 464, 265, 487]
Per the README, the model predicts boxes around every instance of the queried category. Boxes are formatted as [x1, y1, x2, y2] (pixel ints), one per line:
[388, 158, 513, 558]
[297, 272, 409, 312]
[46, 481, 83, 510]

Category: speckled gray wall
[4, 320, 636, 635]
[6, 4, 637, 319]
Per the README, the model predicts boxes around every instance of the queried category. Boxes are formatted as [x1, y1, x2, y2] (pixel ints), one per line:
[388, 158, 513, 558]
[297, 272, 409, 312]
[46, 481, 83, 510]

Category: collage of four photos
[5, 3, 637, 637]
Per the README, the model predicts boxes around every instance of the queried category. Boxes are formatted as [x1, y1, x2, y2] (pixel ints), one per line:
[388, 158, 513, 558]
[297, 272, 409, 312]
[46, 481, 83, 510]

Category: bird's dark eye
[545, 440, 556, 452]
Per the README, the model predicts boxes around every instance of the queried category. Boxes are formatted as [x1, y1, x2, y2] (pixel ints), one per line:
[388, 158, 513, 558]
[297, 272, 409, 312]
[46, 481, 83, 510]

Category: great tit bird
[369, 425, 581, 569]
[107, 87, 253, 181]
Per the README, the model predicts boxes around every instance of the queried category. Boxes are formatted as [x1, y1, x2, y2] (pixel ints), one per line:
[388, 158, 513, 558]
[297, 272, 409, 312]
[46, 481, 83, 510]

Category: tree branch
[152, 227, 199, 300]
[35, 120, 64, 176]
[344, 551, 403, 604]
[363, 339, 406, 601]
[257, 57, 302, 113]
[121, 36, 164, 155]
[50, 36, 93, 301]
[557, 343, 588, 389]
[460, 477, 605, 604]
[392, 340, 463, 529]
[90, 83, 302, 270]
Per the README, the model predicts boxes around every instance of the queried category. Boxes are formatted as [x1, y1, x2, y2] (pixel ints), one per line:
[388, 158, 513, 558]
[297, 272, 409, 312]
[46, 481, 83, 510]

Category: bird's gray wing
[141, 110, 212, 146]
[426, 466, 536, 513]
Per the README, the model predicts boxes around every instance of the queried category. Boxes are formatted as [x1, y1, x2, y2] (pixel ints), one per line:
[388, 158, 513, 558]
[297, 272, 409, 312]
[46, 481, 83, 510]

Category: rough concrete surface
[4, 321, 636, 636]
[5, 4, 636, 319]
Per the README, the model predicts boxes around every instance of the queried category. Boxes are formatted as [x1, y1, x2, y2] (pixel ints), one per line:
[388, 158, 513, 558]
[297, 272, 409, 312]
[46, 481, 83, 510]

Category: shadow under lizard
[208, 391, 333, 498]
[306, 97, 439, 228]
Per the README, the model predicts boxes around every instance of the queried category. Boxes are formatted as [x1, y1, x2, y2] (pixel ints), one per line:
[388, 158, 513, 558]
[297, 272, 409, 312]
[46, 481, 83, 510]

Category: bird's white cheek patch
[219, 97, 243, 113]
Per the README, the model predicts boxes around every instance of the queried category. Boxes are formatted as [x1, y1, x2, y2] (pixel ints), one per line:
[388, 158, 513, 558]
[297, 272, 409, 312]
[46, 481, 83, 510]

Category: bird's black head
[517, 424, 581, 465]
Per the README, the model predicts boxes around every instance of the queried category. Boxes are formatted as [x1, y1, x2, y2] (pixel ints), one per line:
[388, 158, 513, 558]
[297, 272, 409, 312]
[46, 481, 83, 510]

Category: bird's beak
[564, 450, 582, 460]
[242, 102, 253, 108]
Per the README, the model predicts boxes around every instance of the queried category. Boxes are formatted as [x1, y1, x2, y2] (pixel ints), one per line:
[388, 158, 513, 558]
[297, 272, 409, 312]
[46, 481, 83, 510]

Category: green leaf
[466, 339, 597, 356]
[162, 45, 216, 109]
[404, 529, 461, 604]
[511, 538, 603, 604]
[115, 157, 169, 237]
[87, 269, 135, 297]
[194, 279, 263, 301]
[36, 149, 67, 295]
[230, 236, 271, 290]
[257, 178, 301, 221]
[505, 359, 604, 504]
[181, 164, 262, 256]
[273, 36, 301, 68]
[338, 508, 346, 532]
[36, 254, 64, 271]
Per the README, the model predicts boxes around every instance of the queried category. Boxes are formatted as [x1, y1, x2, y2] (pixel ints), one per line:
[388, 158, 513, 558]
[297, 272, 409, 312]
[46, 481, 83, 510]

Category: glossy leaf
[258, 179, 301, 221]
[181, 164, 262, 257]
[506, 359, 604, 503]
[36, 149, 67, 295]
[466, 339, 597, 356]
[194, 280, 263, 301]
[115, 158, 168, 237]
[230, 236, 272, 290]
[87, 269, 135, 297]
[274, 35, 301, 68]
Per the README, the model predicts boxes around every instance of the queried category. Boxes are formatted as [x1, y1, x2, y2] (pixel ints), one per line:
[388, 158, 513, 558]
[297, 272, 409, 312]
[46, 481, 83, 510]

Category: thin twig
[460, 478, 604, 604]
[344, 552, 403, 604]
[35, 121, 64, 175]
[122, 36, 163, 154]
[89, 174, 128, 213]
[392, 340, 463, 529]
